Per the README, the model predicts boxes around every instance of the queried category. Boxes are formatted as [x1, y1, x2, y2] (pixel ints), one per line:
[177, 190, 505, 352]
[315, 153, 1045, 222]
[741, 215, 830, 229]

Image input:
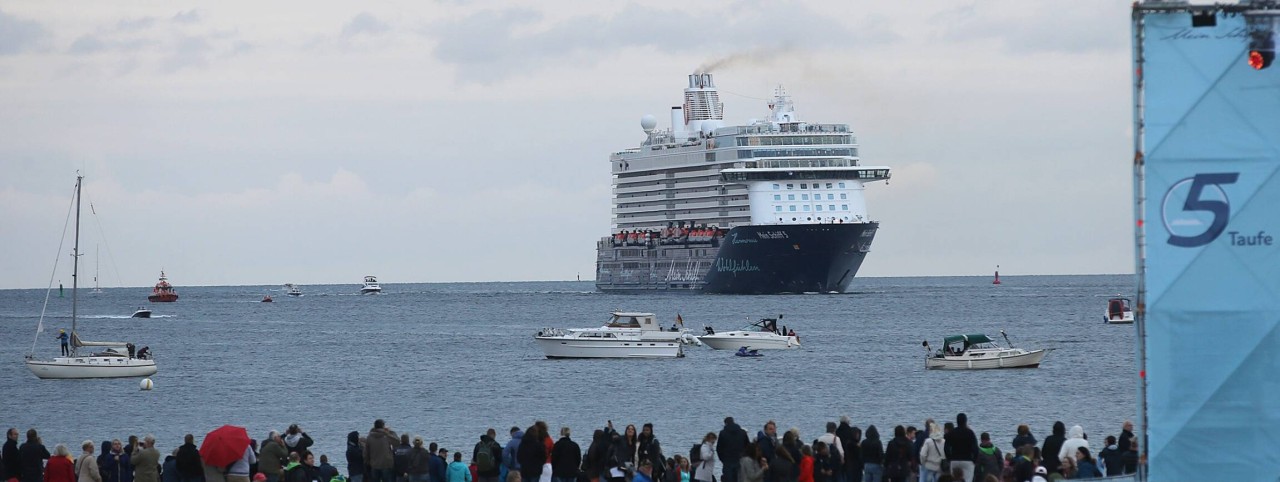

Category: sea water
[0, 275, 1135, 468]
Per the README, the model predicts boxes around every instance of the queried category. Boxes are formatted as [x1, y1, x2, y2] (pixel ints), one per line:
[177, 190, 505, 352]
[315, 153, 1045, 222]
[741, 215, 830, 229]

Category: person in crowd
[918, 423, 945, 482]
[1096, 436, 1121, 477]
[407, 439, 430, 482]
[5, 428, 21, 481]
[347, 432, 366, 482]
[95, 442, 112, 482]
[815, 424, 843, 471]
[768, 446, 795, 482]
[175, 435, 203, 482]
[1117, 422, 1134, 455]
[811, 442, 832, 482]
[859, 426, 883, 482]
[125, 438, 139, 457]
[942, 414, 977, 482]
[637, 425, 663, 482]
[76, 441, 102, 482]
[551, 427, 580, 482]
[131, 436, 161, 482]
[45, 444, 76, 482]
[101, 440, 130, 482]
[1038, 423, 1066, 476]
[517, 425, 546, 482]
[429, 445, 447, 482]
[317, 455, 339, 482]
[1010, 426, 1035, 454]
[1120, 438, 1138, 475]
[447, 453, 472, 482]
[834, 418, 858, 482]
[1054, 426, 1088, 470]
[1072, 448, 1100, 479]
[796, 446, 813, 482]
[780, 430, 801, 474]
[1055, 454, 1075, 480]
[227, 442, 257, 482]
[393, 435, 412, 482]
[473, 430, 503, 482]
[365, 420, 399, 482]
[259, 433, 288, 482]
[692, 433, 715, 482]
[755, 422, 779, 482]
[717, 417, 748, 482]
[631, 461, 653, 482]
[973, 433, 1001, 482]
[283, 427, 313, 458]
[620, 426, 637, 468]
[502, 427, 523, 482]
[737, 444, 766, 482]
[161, 450, 178, 482]
[883, 426, 912, 482]
[282, 454, 311, 482]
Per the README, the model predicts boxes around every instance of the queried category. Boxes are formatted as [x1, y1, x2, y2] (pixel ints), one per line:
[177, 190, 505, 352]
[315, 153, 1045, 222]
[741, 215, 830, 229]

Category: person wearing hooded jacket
[347, 432, 366, 482]
[502, 428, 523, 482]
[973, 433, 1001, 482]
[942, 414, 977, 482]
[858, 426, 883, 482]
[473, 430, 503, 482]
[96, 442, 113, 482]
[917, 423, 944, 482]
[365, 420, 399, 482]
[282, 427, 313, 458]
[1038, 422, 1066, 476]
[1055, 425, 1089, 469]
[882, 426, 911, 482]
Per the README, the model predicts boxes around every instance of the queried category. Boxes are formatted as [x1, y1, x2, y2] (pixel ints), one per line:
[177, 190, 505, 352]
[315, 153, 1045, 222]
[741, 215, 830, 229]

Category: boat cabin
[1107, 297, 1132, 320]
[606, 312, 663, 331]
[940, 334, 995, 355]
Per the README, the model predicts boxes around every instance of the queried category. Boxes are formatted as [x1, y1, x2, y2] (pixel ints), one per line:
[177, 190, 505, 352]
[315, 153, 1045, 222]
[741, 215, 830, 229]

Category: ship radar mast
[769, 85, 797, 123]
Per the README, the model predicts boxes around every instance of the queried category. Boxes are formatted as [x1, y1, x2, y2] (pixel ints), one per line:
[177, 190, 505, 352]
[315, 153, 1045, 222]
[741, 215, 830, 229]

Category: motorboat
[148, 271, 178, 302]
[1104, 297, 1134, 324]
[923, 332, 1048, 370]
[285, 283, 303, 296]
[131, 308, 152, 318]
[698, 315, 800, 350]
[734, 347, 764, 357]
[534, 311, 699, 359]
[25, 175, 158, 380]
[261, 295, 273, 302]
[360, 275, 382, 294]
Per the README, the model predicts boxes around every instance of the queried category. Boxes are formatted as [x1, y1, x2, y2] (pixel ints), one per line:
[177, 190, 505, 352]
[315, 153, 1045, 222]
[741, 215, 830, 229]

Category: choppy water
[1, 276, 1136, 469]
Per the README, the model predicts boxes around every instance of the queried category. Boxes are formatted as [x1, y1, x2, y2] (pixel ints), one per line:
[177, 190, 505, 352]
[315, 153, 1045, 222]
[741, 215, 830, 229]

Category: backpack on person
[477, 442, 498, 474]
[689, 444, 703, 465]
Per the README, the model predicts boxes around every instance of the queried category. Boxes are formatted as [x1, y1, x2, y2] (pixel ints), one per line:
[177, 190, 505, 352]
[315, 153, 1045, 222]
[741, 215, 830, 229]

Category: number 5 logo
[1162, 173, 1239, 247]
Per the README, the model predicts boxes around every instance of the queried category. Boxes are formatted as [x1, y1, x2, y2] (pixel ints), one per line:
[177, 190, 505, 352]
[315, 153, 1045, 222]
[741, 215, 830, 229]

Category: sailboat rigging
[24, 175, 157, 379]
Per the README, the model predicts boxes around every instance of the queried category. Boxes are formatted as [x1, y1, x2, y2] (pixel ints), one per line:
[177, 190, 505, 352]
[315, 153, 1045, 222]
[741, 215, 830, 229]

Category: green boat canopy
[942, 334, 993, 347]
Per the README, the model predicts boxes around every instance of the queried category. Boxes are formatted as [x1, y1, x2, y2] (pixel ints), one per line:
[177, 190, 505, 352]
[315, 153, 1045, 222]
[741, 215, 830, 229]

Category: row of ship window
[775, 193, 847, 201]
[776, 205, 849, 212]
[775, 182, 845, 190]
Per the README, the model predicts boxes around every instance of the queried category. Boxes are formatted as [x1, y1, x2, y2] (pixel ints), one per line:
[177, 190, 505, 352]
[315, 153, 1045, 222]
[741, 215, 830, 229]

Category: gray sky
[0, 0, 1135, 289]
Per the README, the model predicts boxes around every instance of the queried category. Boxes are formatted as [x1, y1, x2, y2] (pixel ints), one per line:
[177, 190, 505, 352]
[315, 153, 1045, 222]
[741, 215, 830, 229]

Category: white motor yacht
[923, 332, 1048, 370]
[535, 311, 697, 359]
[360, 276, 381, 294]
[285, 283, 303, 297]
[1104, 296, 1134, 324]
[698, 315, 800, 350]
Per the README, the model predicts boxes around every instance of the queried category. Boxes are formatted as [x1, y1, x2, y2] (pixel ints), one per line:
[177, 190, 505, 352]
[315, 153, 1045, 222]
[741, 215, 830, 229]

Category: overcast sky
[0, 0, 1135, 289]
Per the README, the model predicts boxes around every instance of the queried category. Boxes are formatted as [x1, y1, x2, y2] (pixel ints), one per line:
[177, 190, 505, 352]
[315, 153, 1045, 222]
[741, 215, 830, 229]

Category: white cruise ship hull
[26, 357, 158, 379]
[924, 349, 1048, 370]
[534, 337, 684, 359]
[698, 332, 799, 350]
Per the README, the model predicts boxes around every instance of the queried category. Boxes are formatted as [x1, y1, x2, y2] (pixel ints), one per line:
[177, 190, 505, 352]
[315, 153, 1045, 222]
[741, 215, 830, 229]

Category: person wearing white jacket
[917, 424, 945, 482]
[1057, 425, 1090, 465]
[693, 434, 716, 482]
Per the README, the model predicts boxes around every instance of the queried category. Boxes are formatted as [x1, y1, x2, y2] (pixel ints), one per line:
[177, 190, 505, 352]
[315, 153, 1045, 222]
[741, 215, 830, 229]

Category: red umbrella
[200, 425, 251, 467]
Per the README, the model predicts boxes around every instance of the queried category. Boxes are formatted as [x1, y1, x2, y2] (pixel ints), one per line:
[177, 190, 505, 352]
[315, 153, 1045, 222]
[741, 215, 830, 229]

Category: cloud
[342, 12, 390, 37]
[429, 0, 889, 82]
[0, 8, 49, 55]
[160, 35, 214, 72]
[172, 9, 202, 24]
[116, 16, 156, 31]
[930, 1, 1125, 54]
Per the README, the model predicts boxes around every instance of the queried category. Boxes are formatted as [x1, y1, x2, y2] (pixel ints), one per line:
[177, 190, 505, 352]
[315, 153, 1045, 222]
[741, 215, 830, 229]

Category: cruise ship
[595, 73, 891, 294]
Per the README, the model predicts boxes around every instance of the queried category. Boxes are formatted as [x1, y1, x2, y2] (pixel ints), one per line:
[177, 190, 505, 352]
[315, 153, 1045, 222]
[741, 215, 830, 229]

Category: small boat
[360, 275, 382, 294]
[285, 283, 303, 296]
[1104, 296, 1134, 324]
[131, 308, 152, 318]
[698, 315, 800, 350]
[24, 175, 157, 379]
[923, 331, 1048, 370]
[261, 295, 273, 303]
[148, 271, 179, 302]
[734, 347, 764, 357]
[534, 311, 698, 359]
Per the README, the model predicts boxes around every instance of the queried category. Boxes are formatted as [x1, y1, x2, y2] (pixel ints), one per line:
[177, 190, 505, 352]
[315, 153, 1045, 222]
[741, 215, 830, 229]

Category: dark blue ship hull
[595, 223, 877, 294]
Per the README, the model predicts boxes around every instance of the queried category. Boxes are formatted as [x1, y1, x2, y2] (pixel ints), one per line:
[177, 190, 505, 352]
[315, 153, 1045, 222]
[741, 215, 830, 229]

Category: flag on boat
[676, 313, 683, 326]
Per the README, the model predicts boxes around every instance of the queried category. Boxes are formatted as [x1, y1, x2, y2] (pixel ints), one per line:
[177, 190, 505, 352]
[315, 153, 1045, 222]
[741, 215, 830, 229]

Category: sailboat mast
[71, 175, 82, 356]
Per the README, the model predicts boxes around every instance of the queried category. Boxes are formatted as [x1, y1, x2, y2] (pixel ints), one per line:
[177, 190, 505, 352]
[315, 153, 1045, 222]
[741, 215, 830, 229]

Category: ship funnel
[684, 73, 724, 125]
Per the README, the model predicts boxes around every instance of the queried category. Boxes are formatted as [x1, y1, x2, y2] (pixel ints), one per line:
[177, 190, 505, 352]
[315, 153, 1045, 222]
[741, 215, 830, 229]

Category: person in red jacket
[797, 446, 814, 482]
[44, 445, 75, 482]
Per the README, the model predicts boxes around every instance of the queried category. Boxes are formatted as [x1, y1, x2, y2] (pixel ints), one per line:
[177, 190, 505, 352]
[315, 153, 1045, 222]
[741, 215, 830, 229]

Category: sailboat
[90, 245, 104, 294]
[24, 175, 157, 380]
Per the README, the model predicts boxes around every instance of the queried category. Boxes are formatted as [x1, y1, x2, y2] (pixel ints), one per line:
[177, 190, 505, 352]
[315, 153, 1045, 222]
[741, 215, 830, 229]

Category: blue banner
[1139, 7, 1280, 480]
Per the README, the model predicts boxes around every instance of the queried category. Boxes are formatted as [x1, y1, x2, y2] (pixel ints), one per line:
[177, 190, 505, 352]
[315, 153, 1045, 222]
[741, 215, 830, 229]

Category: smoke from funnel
[696, 45, 793, 74]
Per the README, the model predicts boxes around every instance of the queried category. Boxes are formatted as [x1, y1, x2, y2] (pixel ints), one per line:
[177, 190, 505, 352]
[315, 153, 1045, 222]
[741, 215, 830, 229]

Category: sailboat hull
[25, 357, 157, 379]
